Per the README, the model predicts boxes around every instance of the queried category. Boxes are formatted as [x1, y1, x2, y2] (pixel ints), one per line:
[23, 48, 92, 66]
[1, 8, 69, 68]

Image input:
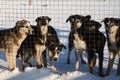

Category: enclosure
[0, 0, 120, 80]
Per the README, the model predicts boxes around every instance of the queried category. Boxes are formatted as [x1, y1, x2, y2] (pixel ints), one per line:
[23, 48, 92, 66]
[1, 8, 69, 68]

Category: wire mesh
[0, 0, 120, 76]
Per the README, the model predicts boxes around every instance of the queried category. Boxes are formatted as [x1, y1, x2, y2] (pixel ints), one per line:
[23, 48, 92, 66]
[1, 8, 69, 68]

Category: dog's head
[85, 20, 101, 31]
[15, 20, 33, 35]
[35, 16, 51, 26]
[48, 43, 66, 61]
[102, 18, 120, 34]
[66, 14, 91, 31]
[35, 16, 51, 35]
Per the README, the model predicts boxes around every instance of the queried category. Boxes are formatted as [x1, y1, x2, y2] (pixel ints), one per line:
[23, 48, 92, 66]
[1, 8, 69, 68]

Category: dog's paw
[29, 63, 33, 67]
[10, 68, 15, 71]
[99, 73, 106, 77]
[36, 64, 43, 69]
[50, 66, 56, 72]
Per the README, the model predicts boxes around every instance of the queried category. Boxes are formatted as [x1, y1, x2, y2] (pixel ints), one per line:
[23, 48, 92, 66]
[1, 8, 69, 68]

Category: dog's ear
[97, 22, 102, 29]
[101, 18, 110, 25]
[35, 17, 40, 22]
[118, 19, 120, 27]
[15, 20, 21, 27]
[46, 16, 51, 22]
[66, 15, 73, 23]
[59, 43, 67, 49]
[117, 18, 120, 27]
[84, 15, 91, 22]
[92, 20, 101, 29]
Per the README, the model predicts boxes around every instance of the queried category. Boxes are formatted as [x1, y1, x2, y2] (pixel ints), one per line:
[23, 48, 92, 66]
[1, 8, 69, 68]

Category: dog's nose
[53, 58, 57, 61]
[31, 29, 35, 34]
[41, 21, 47, 25]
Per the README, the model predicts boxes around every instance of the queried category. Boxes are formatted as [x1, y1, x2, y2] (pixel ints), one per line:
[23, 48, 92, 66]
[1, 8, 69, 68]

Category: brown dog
[16, 16, 51, 71]
[66, 14, 91, 64]
[0, 20, 33, 71]
[102, 17, 120, 76]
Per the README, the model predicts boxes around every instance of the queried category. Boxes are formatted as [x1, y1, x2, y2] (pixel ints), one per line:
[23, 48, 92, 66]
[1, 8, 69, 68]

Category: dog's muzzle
[29, 28, 34, 34]
[41, 21, 47, 25]
[53, 58, 58, 61]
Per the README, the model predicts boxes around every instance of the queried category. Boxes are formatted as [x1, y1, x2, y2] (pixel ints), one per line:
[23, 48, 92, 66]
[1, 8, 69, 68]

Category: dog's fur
[73, 19, 106, 76]
[102, 17, 120, 76]
[0, 20, 33, 71]
[16, 16, 51, 71]
[66, 14, 91, 64]
[44, 26, 66, 72]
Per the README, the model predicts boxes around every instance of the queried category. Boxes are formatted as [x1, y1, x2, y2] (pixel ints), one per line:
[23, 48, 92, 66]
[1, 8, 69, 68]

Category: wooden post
[29, 0, 32, 6]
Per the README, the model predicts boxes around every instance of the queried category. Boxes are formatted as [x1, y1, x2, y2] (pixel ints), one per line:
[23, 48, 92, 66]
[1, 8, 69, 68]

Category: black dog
[73, 19, 106, 76]
[102, 17, 120, 76]
[66, 14, 91, 64]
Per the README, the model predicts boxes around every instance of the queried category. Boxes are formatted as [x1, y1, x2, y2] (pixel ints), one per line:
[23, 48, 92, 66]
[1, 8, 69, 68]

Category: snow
[0, 0, 120, 80]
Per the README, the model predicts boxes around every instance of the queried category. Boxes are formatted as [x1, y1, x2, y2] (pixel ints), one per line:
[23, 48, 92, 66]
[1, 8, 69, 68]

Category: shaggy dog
[0, 20, 33, 71]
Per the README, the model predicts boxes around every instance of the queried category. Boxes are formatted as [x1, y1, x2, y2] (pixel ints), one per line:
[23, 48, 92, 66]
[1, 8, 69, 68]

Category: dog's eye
[25, 26, 29, 28]
[57, 52, 60, 54]
[76, 21, 80, 23]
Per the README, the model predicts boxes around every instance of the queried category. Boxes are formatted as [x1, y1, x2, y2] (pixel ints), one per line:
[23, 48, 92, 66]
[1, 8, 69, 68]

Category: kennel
[0, 0, 120, 79]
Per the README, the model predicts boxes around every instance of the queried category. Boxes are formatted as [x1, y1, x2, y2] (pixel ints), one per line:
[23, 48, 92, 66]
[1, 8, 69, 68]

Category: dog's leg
[117, 58, 120, 75]
[75, 50, 80, 71]
[106, 51, 116, 76]
[21, 55, 26, 71]
[49, 59, 56, 72]
[67, 32, 73, 64]
[26, 54, 33, 67]
[67, 48, 72, 64]
[33, 54, 42, 69]
[98, 51, 104, 76]
[42, 50, 47, 67]
[117, 52, 120, 75]
[87, 50, 95, 74]
[80, 53, 86, 64]
[6, 51, 16, 71]
[13, 50, 17, 70]
[93, 54, 97, 67]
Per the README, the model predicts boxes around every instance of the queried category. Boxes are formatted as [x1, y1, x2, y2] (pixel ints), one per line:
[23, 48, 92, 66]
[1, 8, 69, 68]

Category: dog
[73, 19, 106, 76]
[102, 17, 120, 76]
[0, 20, 33, 71]
[16, 16, 51, 71]
[66, 14, 91, 64]
[44, 26, 66, 72]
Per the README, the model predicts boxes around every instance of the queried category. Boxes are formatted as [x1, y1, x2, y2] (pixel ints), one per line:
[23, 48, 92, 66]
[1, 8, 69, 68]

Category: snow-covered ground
[0, 0, 120, 80]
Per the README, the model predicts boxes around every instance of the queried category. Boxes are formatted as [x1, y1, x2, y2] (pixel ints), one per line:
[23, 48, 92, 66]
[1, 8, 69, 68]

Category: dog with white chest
[66, 14, 91, 64]
[73, 18, 106, 76]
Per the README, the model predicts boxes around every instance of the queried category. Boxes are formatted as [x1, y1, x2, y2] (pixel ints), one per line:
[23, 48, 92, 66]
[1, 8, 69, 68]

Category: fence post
[29, 0, 32, 6]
